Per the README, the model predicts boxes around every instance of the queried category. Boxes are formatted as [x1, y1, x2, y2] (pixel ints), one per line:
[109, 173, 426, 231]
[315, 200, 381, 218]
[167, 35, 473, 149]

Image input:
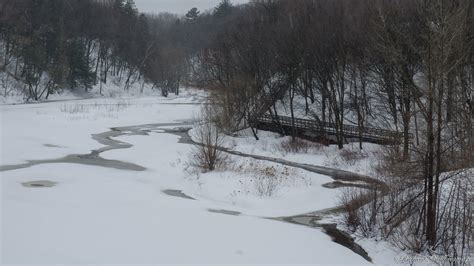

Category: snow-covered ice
[2, 163, 369, 264]
[1, 90, 390, 264]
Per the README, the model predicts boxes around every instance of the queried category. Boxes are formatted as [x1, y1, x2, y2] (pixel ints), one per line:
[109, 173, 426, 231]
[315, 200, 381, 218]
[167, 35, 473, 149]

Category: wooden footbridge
[253, 115, 404, 144]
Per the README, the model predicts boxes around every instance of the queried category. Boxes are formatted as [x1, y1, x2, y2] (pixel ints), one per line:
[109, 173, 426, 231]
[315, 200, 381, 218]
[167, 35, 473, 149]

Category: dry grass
[338, 149, 368, 166]
[278, 138, 324, 155]
[59, 101, 131, 114]
[227, 159, 303, 197]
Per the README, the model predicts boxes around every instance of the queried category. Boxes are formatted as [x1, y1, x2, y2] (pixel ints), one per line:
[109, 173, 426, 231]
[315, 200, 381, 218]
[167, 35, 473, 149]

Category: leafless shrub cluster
[226, 160, 301, 197]
[341, 158, 473, 261]
[59, 101, 131, 114]
[278, 138, 323, 154]
[254, 174, 282, 197]
[205, 90, 240, 133]
[252, 165, 287, 197]
[340, 187, 380, 237]
[189, 103, 228, 173]
[338, 149, 368, 167]
[60, 103, 90, 114]
[203, 80, 261, 136]
[386, 171, 473, 259]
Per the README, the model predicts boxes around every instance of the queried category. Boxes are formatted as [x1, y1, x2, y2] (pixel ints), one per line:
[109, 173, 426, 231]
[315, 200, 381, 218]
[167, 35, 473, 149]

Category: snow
[104, 134, 340, 217]
[356, 238, 403, 265]
[1, 90, 374, 264]
[0, 88, 204, 166]
[220, 128, 383, 177]
[272, 87, 398, 131]
[3, 164, 367, 264]
[0, 72, 194, 105]
[182, 165, 339, 217]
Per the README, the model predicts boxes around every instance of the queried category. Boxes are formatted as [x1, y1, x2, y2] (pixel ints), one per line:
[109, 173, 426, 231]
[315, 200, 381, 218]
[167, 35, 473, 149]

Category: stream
[0, 122, 385, 262]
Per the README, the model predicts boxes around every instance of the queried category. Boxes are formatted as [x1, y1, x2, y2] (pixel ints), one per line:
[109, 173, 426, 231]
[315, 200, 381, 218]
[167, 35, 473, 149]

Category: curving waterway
[1, 121, 385, 262]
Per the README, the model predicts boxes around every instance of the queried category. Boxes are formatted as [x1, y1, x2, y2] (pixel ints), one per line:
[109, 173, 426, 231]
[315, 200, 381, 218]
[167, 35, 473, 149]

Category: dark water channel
[1, 122, 380, 262]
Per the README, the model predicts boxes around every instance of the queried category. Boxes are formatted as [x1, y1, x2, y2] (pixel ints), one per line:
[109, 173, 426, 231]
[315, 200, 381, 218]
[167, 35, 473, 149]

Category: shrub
[190, 104, 228, 172]
[253, 166, 282, 197]
[279, 138, 323, 154]
[339, 187, 380, 237]
[339, 149, 368, 166]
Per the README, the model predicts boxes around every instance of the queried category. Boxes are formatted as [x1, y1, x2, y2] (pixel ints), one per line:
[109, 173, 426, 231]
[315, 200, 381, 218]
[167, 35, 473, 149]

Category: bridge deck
[254, 115, 404, 144]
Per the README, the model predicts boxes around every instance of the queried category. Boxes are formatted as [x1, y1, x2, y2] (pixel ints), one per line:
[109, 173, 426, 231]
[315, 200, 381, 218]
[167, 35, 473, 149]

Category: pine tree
[124, 0, 138, 16]
[67, 40, 95, 90]
[215, 0, 233, 17]
[185, 8, 200, 21]
[113, 0, 125, 10]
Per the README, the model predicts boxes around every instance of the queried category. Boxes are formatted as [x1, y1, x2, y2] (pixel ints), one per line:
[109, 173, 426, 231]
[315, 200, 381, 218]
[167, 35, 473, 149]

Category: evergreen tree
[67, 40, 95, 90]
[113, 0, 125, 10]
[124, 0, 138, 17]
[185, 8, 200, 21]
[215, 0, 233, 17]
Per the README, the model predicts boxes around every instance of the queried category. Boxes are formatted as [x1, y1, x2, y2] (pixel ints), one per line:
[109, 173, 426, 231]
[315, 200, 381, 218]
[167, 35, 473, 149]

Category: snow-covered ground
[0, 71, 160, 105]
[0, 90, 380, 264]
[221, 129, 383, 177]
[1, 87, 418, 264]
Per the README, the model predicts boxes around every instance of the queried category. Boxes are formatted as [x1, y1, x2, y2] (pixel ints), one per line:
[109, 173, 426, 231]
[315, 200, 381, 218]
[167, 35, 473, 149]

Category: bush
[190, 104, 228, 172]
[279, 138, 323, 154]
[253, 166, 282, 197]
[227, 160, 299, 197]
[340, 187, 379, 236]
[342, 151, 473, 260]
[339, 149, 368, 166]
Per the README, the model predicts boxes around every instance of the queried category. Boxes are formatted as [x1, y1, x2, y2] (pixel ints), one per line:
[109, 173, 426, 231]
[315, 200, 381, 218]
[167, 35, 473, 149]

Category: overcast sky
[134, 0, 249, 15]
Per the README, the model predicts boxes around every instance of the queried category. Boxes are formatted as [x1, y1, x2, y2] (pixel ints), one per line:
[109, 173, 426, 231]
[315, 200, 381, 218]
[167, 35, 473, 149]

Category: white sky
[134, 0, 249, 15]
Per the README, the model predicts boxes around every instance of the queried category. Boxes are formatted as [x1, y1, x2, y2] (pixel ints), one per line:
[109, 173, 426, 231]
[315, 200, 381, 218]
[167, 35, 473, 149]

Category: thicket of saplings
[194, 0, 473, 259]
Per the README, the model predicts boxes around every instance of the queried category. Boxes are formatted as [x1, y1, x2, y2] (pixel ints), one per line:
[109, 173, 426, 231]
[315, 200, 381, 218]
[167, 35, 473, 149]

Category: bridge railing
[256, 115, 405, 141]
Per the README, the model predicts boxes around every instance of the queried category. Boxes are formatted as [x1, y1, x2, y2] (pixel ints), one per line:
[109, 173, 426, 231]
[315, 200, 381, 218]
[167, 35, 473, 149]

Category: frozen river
[1, 92, 373, 264]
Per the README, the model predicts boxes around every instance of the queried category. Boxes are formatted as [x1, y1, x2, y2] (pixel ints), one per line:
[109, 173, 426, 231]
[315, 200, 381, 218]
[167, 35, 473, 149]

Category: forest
[1, 0, 473, 262]
[193, 0, 473, 259]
